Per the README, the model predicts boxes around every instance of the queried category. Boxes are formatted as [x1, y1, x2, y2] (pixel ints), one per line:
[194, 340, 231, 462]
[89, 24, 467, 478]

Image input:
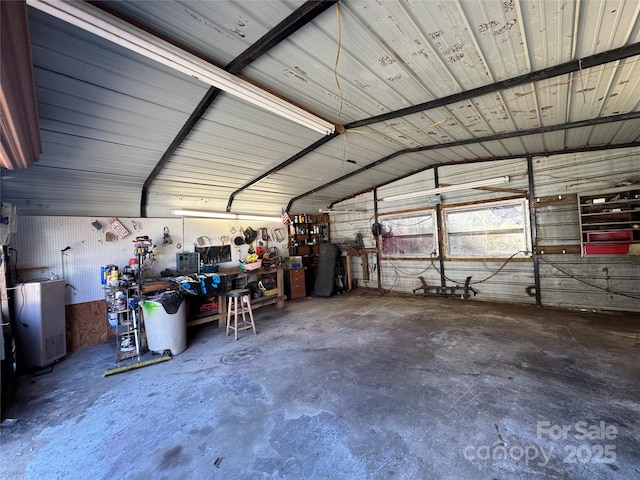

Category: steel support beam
[527, 157, 542, 307]
[285, 42, 640, 210]
[434, 167, 446, 289]
[328, 140, 640, 207]
[137, 1, 337, 216]
[372, 188, 382, 289]
[373, 140, 640, 195]
[345, 42, 640, 129]
[226, 132, 339, 212]
[287, 111, 640, 211]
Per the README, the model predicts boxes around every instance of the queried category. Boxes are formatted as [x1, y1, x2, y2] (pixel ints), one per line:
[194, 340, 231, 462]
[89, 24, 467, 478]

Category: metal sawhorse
[413, 276, 478, 300]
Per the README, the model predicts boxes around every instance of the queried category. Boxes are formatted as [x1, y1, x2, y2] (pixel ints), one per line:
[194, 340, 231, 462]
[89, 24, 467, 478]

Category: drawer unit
[285, 268, 306, 300]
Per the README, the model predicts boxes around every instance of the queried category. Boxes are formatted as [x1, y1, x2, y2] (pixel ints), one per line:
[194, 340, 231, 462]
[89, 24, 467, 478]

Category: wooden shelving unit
[287, 214, 330, 297]
[578, 185, 640, 256]
[288, 214, 330, 268]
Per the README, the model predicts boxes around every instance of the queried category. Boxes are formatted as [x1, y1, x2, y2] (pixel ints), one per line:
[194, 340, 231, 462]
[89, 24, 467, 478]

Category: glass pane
[444, 200, 530, 257]
[379, 211, 437, 257]
[382, 234, 436, 256]
[447, 232, 527, 256]
[446, 203, 526, 233]
[381, 214, 433, 236]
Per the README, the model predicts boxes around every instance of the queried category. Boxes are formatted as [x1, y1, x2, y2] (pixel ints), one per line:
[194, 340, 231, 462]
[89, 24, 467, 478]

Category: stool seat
[226, 289, 256, 340]
[227, 288, 250, 298]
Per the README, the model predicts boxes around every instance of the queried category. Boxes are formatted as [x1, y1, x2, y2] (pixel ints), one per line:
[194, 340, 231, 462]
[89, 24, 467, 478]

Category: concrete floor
[1, 290, 639, 480]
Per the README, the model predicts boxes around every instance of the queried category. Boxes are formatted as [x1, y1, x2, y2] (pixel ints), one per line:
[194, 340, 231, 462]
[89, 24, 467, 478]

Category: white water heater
[13, 280, 66, 368]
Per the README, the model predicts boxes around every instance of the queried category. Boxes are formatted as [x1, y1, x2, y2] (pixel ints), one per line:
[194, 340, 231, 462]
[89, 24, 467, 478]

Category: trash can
[141, 291, 187, 356]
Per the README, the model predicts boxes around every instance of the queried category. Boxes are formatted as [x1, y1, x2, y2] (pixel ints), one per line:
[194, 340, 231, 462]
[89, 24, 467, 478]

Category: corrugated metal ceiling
[3, 0, 640, 217]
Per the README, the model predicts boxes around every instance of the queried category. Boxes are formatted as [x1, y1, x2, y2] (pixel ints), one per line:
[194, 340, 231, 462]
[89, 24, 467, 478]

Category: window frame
[442, 198, 532, 259]
[378, 209, 438, 259]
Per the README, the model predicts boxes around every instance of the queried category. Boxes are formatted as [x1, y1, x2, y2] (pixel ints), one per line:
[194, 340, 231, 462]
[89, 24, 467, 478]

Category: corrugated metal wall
[328, 192, 379, 289]
[533, 147, 640, 311]
[331, 147, 640, 312]
[376, 169, 440, 293]
[435, 159, 535, 305]
[12, 150, 638, 311]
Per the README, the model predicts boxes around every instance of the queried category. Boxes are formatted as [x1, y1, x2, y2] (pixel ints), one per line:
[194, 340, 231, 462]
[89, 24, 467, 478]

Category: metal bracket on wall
[534, 194, 578, 207]
[534, 245, 581, 255]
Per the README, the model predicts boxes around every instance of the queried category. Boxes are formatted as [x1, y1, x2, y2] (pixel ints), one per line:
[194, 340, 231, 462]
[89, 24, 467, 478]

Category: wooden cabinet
[285, 268, 306, 300]
[578, 185, 640, 256]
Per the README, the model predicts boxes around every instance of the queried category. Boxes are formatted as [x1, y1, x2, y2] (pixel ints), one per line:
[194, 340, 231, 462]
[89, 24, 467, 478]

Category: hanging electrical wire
[333, 3, 344, 124]
[377, 249, 437, 277]
[428, 251, 529, 285]
[538, 256, 640, 300]
[333, 3, 352, 178]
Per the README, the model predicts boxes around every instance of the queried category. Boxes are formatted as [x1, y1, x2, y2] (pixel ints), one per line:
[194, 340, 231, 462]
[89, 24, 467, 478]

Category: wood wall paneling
[65, 300, 107, 352]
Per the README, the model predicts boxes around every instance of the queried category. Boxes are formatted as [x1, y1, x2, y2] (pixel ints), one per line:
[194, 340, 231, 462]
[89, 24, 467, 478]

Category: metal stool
[226, 289, 256, 340]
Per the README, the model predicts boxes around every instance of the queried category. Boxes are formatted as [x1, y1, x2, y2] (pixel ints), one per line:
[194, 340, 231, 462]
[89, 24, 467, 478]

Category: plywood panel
[65, 300, 107, 352]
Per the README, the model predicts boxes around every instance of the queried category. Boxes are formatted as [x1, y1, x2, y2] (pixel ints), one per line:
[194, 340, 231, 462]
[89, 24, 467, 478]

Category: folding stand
[413, 276, 478, 300]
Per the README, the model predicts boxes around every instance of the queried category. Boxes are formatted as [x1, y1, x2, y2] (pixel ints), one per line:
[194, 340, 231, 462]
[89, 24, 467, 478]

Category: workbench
[183, 266, 285, 328]
[140, 280, 177, 295]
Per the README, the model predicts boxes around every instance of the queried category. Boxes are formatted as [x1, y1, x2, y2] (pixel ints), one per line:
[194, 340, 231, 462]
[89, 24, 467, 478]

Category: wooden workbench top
[140, 280, 178, 294]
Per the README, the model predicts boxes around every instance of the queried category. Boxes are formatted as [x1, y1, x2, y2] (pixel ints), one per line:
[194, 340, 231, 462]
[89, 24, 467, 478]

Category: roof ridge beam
[328, 141, 640, 207]
[87, 1, 338, 216]
[345, 42, 640, 129]
[287, 111, 640, 211]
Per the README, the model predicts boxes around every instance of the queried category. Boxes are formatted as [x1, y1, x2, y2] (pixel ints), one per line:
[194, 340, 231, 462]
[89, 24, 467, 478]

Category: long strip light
[172, 209, 282, 222]
[318, 208, 365, 214]
[27, 0, 336, 136]
[382, 176, 510, 202]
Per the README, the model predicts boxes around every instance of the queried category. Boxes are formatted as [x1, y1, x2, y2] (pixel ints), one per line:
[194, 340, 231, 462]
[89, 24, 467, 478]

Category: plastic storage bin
[141, 291, 187, 355]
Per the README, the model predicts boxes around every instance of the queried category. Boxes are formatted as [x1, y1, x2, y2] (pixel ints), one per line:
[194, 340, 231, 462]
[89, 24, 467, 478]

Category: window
[444, 199, 531, 258]
[379, 210, 437, 257]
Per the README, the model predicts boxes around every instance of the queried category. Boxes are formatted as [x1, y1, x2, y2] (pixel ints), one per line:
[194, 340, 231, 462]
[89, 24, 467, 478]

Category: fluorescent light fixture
[173, 210, 237, 220]
[27, 0, 336, 136]
[172, 209, 281, 222]
[318, 208, 365, 214]
[382, 176, 510, 202]
[237, 214, 282, 222]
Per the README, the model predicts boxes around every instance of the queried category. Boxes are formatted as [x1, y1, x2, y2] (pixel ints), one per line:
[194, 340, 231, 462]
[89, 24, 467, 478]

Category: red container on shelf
[584, 243, 630, 255]
[586, 230, 633, 243]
